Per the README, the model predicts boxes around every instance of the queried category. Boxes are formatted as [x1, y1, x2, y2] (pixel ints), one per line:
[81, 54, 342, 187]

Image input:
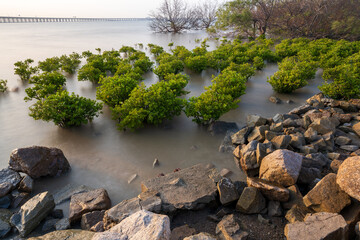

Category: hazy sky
[1, 0, 226, 18]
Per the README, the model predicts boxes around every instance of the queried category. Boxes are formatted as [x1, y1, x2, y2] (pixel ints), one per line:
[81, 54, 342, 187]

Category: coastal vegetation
[0, 79, 7, 92]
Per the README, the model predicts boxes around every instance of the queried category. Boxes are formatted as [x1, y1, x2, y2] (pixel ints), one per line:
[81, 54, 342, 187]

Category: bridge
[0, 16, 150, 23]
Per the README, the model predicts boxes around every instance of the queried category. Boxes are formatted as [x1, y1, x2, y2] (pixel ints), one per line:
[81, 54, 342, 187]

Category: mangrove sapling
[0, 79, 7, 92]
[59, 52, 82, 74]
[29, 90, 103, 128]
[14, 59, 38, 81]
[38, 57, 61, 72]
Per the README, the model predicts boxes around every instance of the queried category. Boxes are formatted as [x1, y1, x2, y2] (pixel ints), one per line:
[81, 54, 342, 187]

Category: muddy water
[0, 21, 324, 205]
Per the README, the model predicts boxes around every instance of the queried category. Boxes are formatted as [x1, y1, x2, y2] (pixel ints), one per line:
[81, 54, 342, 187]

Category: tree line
[150, 0, 360, 40]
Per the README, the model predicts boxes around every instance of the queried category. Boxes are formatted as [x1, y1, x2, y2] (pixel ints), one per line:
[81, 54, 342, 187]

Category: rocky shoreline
[1, 93, 360, 240]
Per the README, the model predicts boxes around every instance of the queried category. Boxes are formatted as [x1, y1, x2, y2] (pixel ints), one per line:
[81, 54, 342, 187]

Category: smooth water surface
[0, 21, 324, 204]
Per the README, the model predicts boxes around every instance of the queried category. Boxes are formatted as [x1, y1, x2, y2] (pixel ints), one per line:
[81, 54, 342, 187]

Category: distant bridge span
[0, 16, 150, 23]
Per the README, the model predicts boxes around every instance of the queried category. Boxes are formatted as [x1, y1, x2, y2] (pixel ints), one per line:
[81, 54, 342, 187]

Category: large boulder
[336, 156, 360, 201]
[284, 212, 348, 240]
[259, 149, 303, 187]
[0, 168, 21, 197]
[10, 191, 55, 237]
[28, 230, 95, 240]
[236, 187, 266, 214]
[247, 177, 289, 202]
[303, 173, 350, 213]
[69, 188, 111, 223]
[141, 164, 219, 213]
[216, 214, 249, 240]
[93, 210, 170, 240]
[9, 146, 70, 178]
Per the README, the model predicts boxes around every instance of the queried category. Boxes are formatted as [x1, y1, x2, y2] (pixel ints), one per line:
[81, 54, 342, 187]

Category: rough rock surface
[217, 178, 239, 205]
[141, 164, 219, 213]
[216, 214, 249, 240]
[28, 230, 95, 240]
[81, 210, 106, 230]
[9, 146, 70, 178]
[236, 187, 266, 214]
[0, 168, 21, 197]
[336, 156, 360, 201]
[69, 188, 111, 223]
[284, 212, 348, 240]
[93, 210, 171, 240]
[54, 184, 93, 205]
[0, 209, 12, 238]
[246, 177, 289, 202]
[303, 173, 350, 213]
[183, 232, 217, 240]
[259, 149, 303, 187]
[10, 191, 55, 237]
[18, 175, 33, 193]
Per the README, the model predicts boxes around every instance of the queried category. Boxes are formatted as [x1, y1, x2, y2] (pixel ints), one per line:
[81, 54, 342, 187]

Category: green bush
[153, 60, 184, 79]
[38, 57, 61, 72]
[25, 71, 66, 101]
[59, 52, 82, 74]
[184, 55, 208, 72]
[0, 79, 7, 92]
[267, 57, 317, 93]
[96, 74, 139, 107]
[14, 59, 38, 81]
[29, 90, 102, 127]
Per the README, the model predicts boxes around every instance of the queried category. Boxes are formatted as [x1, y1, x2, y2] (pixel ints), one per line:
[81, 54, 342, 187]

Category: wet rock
[55, 218, 70, 230]
[247, 114, 267, 127]
[28, 229, 95, 240]
[289, 104, 314, 115]
[9, 146, 70, 179]
[94, 210, 171, 240]
[0, 168, 21, 197]
[268, 201, 282, 217]
[285, 205, 311, 223]
[69, 188, 111, 223]
[236, 187, 266, 214]
[10, 191, 55, 237]
[284, 212, 348, 240]
[217, 178, 239, 205]
[247, 177, 289, 202]
[141, 164, 219, 213]
[220, 168, 232, 177]
[81, 210, 105, 230]
[184, 232, 217, 240]
[247, 125, 269, 142]
[336, 156, 360, 201]
[216, 214, 249, 240]
[42, 218, 59, 232]
[259, 149, 303, 187]
[208, 121, 239, 135]
[303, 173, 350, 213]
[18, 175, 33, 193]
[0, 209, 12, 238]
[128, 173, 138, 184]
[269, 96, 281, 104]
[54, 184, 93, 205]
[11, 190, 30, 208]
[231, 127, 252, 145]
[340, 145, 359, 152]
[170, 225, 196, 240]
[0, 195, 11, 209]
[271, 135, 291, 149]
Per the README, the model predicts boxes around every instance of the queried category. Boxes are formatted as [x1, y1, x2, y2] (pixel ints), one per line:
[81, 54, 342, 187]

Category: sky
[0, 0, 227, 18]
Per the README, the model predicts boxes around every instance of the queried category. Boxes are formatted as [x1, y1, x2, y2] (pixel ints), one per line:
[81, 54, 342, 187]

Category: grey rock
[270, 122, 283, 132]
[308, 117, 337, 135]
[304, 153, 330, 170]
[138, 190, 162, 213]
[184, 232, 217, 240]
[231, 127, 253, 145]
[0, 209, 12, 238]
[141, 164, 219, 213]
[273, 114, 284, 123]
[247, 177, 289, 202]
[219, 130, 236, 153]
[297, 167, 321, 185]
[28, 229, 95, 240]
[217, 178, 239, 205]
[208, 121, 239, 135]
[247, 114, 267, 127]
[50, 209, 64, 219]
[9, 146, 70, 179]
[285, 212, 348, 240]
[239, 140, 259, 176]
[290, 134, 306, 149]
[247, 125, 269, 142]
[18, 175, 33, 193]
[271, 135, 291, 149]
[11, 190, 30, 208]
[90, 221, 104, 232]
[0, 195, 11, 209]
[81, 210, 105, 230]
[55, 218, 70, 231]
[304, 128, 320, 143]
[42, 218, 59, 232]
[283, 118, 298, 128]
[289, 104, 314, 115]
[340, 145, 359, 152]
[10, 191, 55, 237]
[323, 132, 335, 151]
[236, 187, 266, 214]
[171, 225, 196, 240]
[54, 184, 93, 205]
[0, 168, 22, 197]
[216, 214, 249, 240]
[153, 158, 159, 168]
[269, 96, 281, 104]
[300, 145, 317, 155]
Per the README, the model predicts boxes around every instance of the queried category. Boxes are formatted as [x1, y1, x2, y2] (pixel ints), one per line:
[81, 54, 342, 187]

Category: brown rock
[303, 173, 351, 213]
[247, 126, 269, 142]
[308, 117, 337, 135]
[336, 156, 360, 201]
[216, 214, 249, 240]
[231, 127, 252, 145]
[246, 177, 289, 202]
[352, 122, 360, 137]
[282, 185, 305, 210]
[284, 212, 348, 240]
[18, 175, 33, 193]
[236, 187, 266, 214]
[9, 146, 70, 179]
[341, 202, 360, 240]
[271, 135, 291, 149]
[69, 189, 111, 223]
[239, 141, 259, 177]
[81, 210, 105, 230]
[90, 221, 104, 232]
[330, 160, 343, 173]
[170, 225, 196, 240]
[285, 205, 311, 223]
[184, 232, 217, 240]
[259, 149, 303, 187]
